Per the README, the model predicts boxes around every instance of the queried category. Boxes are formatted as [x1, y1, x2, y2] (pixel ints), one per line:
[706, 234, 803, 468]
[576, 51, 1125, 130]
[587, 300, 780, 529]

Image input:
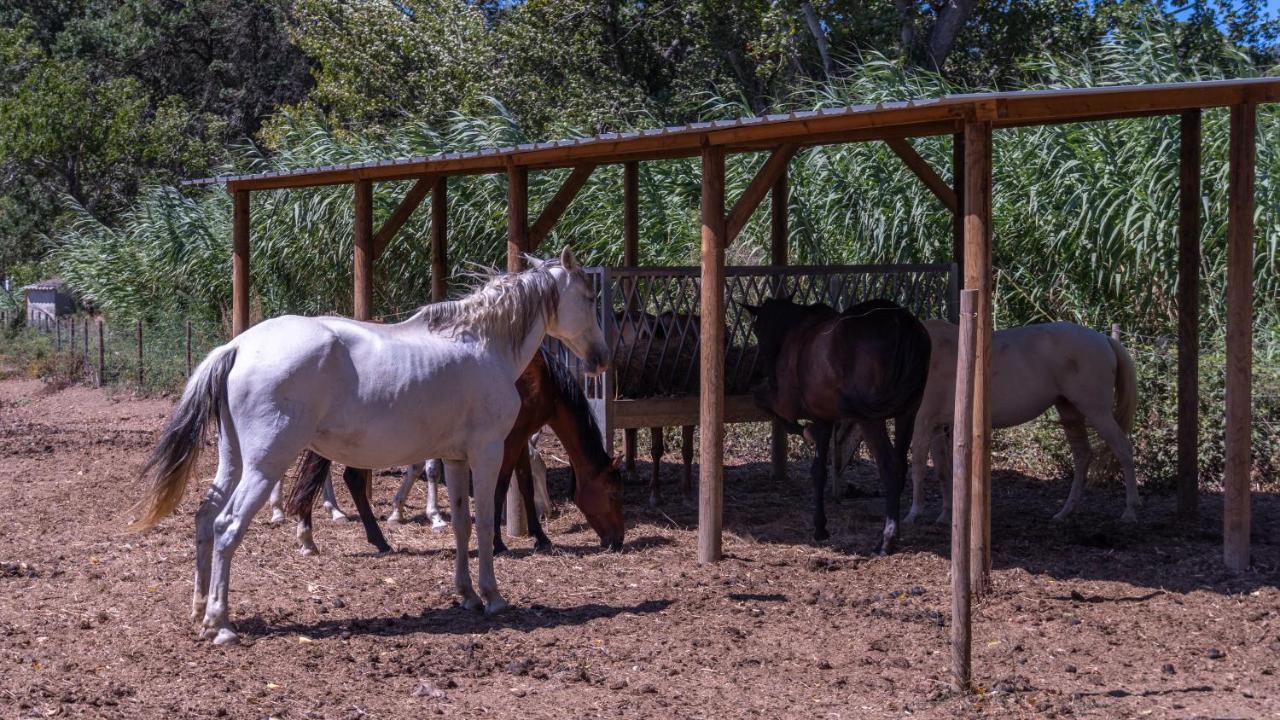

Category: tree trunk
[896, 0, 917, 65]
[799, 1, 832, 78]
[927, 0, 976, 72]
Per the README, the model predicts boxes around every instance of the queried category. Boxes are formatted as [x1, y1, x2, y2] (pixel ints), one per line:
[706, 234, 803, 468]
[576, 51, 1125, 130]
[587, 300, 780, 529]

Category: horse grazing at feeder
[745, 297, 931, 553]
[288, 347, 625, 556]
[129, 248, 609, 645]
[902, 319, 1138, 525]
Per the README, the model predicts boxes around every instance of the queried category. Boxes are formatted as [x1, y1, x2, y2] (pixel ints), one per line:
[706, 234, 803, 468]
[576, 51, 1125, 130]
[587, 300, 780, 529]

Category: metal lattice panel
[547, 264, 955, 401]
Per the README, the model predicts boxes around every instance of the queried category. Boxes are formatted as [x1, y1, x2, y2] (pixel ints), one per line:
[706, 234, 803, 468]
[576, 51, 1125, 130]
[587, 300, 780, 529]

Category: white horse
[832, 320, 1137, 524]
[390, 431, 551, 529]
[130, 248, 608, 645]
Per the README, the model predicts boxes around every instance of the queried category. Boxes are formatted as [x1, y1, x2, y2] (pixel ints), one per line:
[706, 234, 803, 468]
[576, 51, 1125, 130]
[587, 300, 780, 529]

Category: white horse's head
[538, 247, 610, 376]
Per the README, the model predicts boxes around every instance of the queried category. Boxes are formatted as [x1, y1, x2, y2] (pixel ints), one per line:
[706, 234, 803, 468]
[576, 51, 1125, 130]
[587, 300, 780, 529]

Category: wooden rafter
[372, 174, 438, 260]
[529, 164, 597, 250]
[886, 138, 957, 213]
[725, 144, 797, 244]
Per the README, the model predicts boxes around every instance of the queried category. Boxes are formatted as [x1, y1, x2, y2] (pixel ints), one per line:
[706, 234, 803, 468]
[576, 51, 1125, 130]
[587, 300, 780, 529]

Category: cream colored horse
[836, 320, 1138, 524]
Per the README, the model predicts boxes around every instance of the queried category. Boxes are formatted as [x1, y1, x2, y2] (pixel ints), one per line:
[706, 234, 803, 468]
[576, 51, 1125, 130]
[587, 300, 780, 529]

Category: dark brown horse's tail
[285, 451, 332, 519]
[130, 344, 237, 531]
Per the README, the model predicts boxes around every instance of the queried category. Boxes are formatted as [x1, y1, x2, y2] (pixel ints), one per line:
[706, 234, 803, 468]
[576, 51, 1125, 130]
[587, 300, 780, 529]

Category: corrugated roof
[22, 278, 65, 291]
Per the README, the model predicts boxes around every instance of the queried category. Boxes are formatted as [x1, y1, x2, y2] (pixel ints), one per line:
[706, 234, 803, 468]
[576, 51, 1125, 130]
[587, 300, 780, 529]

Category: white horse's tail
[130, 344, 238, 531]
[1109, 336, 1137, 435]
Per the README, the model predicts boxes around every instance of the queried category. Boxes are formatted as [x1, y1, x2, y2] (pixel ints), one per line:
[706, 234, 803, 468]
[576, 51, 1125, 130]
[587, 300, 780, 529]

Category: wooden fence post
[83, 317, 88, 360]
[1224, 102, 1255, 572]
[770, 163, 790, 483]
[623, 160, 640, 473]
[431, 177, 448, 302]
[97, 319, 105, 388]
[698, 145, 727, 564]
[232, 189, 251, 337]
[55, 317, 62, 350]
[1177, 109, 1201, 518]
[963, 119, 994, 597]
[951, 289, 978, 692]
[506, 163, 530, 538]
[135, 319, 143, 388]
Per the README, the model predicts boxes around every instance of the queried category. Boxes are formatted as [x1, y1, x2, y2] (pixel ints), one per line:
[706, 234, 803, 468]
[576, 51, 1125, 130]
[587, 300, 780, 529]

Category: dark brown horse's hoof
[533, 539, 554, 554]
[494, 540, 509, 556]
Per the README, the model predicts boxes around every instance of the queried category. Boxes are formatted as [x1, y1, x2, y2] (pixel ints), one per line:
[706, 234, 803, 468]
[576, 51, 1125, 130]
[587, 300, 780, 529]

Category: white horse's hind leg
[193, 430, 240, 623]
[443, 459, 481, 611]
[202, 466, 284, 645]
[1053, 403, 1093, 522]
[931, 430, 952, 525]
[1087, 413, 1139, 522]
[468, 447, 508, 615]
[905, 422, 933, 524]
[529, 436, 550, 522]
[266, 480, 285, 524]
[424, 459, 447, 530]
[322, 477, 349, 521]
[388, 463, 421, 525]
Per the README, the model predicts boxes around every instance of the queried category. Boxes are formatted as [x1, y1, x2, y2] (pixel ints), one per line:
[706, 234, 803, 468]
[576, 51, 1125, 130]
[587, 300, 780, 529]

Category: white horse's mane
[406, 260, 563, 352]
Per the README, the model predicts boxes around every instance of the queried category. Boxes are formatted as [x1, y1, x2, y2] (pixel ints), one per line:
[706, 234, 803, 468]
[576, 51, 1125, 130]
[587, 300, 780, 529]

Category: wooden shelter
[186, 78, 1279, 689]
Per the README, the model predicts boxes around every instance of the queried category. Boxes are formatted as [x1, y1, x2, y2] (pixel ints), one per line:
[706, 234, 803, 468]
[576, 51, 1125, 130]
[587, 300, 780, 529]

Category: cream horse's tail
[129, 344, 238, 531]
[1108, 336, 1138, 435]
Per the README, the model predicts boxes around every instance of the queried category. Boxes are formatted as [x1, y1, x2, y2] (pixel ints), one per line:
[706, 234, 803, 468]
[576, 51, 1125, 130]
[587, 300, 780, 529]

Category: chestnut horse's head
[575, 455, 625, 551]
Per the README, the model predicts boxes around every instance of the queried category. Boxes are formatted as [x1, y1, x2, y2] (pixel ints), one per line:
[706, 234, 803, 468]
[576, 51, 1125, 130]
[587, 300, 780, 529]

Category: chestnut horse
[287, 347, 625, 555]
[746, 297, 931, 553]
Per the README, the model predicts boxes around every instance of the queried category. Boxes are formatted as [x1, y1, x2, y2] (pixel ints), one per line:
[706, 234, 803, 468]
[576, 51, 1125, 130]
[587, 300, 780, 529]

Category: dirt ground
[1, 376, 1278, 719]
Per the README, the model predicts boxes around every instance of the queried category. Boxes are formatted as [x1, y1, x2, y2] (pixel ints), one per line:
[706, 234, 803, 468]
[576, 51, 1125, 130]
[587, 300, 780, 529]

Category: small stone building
[22, 278, 76, 328]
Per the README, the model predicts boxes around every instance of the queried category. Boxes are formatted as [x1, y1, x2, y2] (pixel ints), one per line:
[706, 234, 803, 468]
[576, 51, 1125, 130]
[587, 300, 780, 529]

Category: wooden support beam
[963, 120, 993, 597]
[1224, 103, 1254, 572]
[431, 177, 448, 302]
[950, 288, 978, 692]
[372, 174, 438, 260]
[353, 180, 374, 321]
[698, 145, 727, 564]
[506, 163, 530, 537]
[725, 144, 797, 244]
[623, 162, 639, 265]
[951, 132, 965, 323]
[623, 161, 640, 471]
[886, 137, 958, 213]
[528, 164, 597, 250]
[232, 189, 251, 336]
[770, 166, 789, 483]
[1177, 110, 1201, 518]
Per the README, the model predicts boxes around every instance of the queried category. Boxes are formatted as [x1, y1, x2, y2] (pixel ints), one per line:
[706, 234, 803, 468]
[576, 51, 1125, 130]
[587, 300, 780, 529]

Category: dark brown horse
[745, 297, 931, 553]
[285, 348, 625, 555]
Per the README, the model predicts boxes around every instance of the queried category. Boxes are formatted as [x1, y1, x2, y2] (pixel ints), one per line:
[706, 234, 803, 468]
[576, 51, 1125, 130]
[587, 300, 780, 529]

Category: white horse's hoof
[299, 543, 319, 556]
[329, 509, 350, 522]
[1120, 508, 1137, 523]
[460, 591, 483, 612]
[268, 508, 286, 525]
[1052, 509, 1071, 523]
[484, 596, 509, 616]
[212, 627, 239, 646]
[430, 518, 448, 533]
[387, 512, 403, 525]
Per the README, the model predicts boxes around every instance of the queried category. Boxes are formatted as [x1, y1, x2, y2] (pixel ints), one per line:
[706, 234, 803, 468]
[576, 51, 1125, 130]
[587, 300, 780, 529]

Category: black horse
[744, 297, 931, 553]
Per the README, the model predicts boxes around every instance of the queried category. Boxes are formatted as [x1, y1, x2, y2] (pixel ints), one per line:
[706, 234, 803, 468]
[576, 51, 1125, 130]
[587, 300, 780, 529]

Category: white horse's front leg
[424, 459, 447, 530]
[321, 477, 349, 521]
[443, 459, 481, 611]
[470, 447, 508, 615]
[194, 432, 240, 622]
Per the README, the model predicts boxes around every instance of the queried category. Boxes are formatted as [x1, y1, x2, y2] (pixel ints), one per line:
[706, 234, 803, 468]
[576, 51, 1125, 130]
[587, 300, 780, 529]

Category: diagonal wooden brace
[725, 144, 797, 245]
[372, 173, 439, 260]
[885, 138, 957, 213]
[529, 164, 598, 250]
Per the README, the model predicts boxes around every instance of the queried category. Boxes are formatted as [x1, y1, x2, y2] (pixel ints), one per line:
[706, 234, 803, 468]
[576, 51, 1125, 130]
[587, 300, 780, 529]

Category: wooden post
[232, 189, 251, 337]
[135, 319, 143, 388]
[950, 289, 978, 692]
[96, 319, 104, 388]
[698, 145, 727, 564]
[185, 319, 193, 376]
[431, 178, 448, 302]
[55, 316, 61, 350]
[506, 163, 530, 537]
[963, 120, 993, 596]
[951, 132, 965, 323]
[770, 165, 790, 483]
[1224, 103, 1254, 572]
[1177, 109, 1201, 518]
[623, 160, 640, 473]
[353, 180, 374, 321]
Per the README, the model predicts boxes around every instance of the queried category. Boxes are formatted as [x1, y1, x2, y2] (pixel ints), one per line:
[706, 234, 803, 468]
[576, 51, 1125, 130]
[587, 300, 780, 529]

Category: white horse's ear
[560, 245, 578, 270]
